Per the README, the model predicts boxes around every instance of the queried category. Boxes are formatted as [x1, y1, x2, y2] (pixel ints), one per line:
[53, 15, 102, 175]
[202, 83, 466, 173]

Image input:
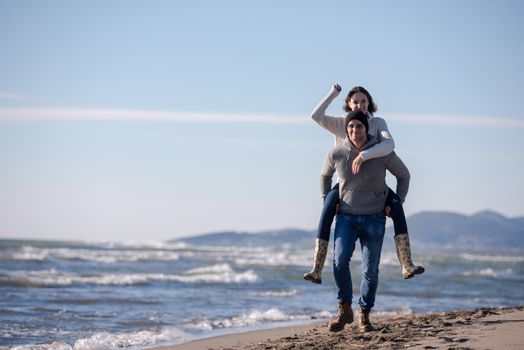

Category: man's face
[347, 119, 367, 145]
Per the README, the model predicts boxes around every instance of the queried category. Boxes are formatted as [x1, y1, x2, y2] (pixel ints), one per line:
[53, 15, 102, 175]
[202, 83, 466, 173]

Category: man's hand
[384, 206, 391, 217]
[333, 84, 342, 92]
[352, 154, 364, 174]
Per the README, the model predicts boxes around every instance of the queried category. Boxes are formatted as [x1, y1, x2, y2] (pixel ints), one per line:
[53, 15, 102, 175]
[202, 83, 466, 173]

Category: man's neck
[350, 137, 367, 150]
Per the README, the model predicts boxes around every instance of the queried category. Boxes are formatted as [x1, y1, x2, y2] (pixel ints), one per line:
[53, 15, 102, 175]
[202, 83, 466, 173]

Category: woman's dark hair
[343, 86, 377, 115]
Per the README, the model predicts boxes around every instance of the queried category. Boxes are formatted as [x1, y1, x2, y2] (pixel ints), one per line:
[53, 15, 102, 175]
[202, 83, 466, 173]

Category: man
[320, 111, 410, 332]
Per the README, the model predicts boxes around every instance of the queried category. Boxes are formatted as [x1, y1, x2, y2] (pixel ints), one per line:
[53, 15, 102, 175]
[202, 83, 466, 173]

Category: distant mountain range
[396, 210, 524, 250]
[172, 228, 313, 248]
[171, 210, 524, 252]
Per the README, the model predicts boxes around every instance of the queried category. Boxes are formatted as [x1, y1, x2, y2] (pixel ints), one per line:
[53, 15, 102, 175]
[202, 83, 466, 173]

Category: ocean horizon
[1, 234, 523, 349]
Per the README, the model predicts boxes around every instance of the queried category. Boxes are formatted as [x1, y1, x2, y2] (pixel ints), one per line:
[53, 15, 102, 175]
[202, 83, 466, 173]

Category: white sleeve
[310, 87, 347, 140]
[360, 118, 395, 161]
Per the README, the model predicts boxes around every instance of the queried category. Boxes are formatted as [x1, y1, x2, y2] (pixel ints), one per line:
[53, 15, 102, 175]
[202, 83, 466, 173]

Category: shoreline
[153, 305, 524, 350]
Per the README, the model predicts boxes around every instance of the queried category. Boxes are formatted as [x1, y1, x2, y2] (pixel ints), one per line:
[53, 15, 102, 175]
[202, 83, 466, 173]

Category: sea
[1, 236, 523, 350]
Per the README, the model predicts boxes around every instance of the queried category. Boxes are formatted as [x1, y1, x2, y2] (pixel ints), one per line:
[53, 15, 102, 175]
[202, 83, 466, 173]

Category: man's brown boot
[328, 301, 353, 332]
[358, 308, 374, 332]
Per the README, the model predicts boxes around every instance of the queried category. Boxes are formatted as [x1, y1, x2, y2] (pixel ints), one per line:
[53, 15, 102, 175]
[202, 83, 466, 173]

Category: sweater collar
[343, 134, 379, 152]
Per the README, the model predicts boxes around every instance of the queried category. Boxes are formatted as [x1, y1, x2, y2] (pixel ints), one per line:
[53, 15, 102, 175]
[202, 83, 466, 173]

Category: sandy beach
[155, 305, 524, 350]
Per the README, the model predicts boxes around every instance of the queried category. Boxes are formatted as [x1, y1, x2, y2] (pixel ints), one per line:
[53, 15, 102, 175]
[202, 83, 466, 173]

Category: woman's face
[347, 92, 369, 113]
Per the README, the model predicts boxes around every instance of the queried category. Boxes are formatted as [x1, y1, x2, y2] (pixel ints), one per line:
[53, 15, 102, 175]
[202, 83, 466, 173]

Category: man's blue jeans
[333, 212, 386, 309]
[316, 185, 407, 240]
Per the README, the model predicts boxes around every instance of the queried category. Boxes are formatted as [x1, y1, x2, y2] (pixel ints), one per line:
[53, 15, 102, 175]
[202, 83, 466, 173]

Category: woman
[304, 84, 424, 283]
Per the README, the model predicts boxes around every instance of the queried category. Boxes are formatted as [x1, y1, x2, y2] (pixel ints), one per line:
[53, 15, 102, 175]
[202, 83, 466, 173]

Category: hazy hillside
[172, 228, 314, 248]
[396, 210, 524, 250]
[172, 210, 524, 251]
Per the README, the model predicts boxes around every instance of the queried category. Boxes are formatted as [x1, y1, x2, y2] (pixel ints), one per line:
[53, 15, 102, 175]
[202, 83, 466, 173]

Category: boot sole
[328, 325, 345, 332]
[359, 325, 374, 332]
[328, 319, 353, 332]
[403, 267, 425, 279]
[303, 275, 321, 284]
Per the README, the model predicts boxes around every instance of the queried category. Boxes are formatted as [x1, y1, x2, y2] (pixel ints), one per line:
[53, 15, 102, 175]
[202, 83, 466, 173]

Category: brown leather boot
[358, 308, 374, 332]
[328, 301, 353, 332]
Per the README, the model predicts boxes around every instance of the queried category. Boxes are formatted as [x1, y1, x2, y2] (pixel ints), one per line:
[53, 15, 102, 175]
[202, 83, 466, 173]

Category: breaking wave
[248, 289, 299, 297]
[1, 246, 180, 263]
[460, 253, 524, 263]
[0, 264, 258, 287]
[184, 308, 322, 331]
[461, 268, 515, 278]
[8, 327, 191, 350]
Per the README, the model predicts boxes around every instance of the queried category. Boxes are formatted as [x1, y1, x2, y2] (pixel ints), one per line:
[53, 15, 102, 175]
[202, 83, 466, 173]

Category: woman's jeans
[333, 212, 386, 309]
[316, 185, 407, 240]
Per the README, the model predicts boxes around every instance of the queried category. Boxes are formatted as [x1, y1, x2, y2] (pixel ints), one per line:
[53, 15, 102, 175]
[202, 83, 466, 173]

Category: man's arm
[311, 85, 347, 139]
[320, 150, 336, 201]
[384, 152, 410, 203]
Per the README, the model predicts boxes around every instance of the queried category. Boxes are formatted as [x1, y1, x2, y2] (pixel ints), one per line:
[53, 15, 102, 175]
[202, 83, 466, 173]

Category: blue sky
[1, 0, 523, 241]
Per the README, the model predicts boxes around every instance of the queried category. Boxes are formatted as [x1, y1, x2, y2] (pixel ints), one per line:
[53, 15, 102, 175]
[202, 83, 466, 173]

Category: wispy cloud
[0, 91, 44, 102]
[0, 92, 29, 101]
[383, 113, 524, 128]
[0, 107, 522, 128]
[0, 107, 307, 124]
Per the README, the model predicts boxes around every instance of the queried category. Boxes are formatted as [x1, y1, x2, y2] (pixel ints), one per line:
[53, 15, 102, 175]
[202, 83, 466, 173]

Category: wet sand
[155, 305, 524, 350]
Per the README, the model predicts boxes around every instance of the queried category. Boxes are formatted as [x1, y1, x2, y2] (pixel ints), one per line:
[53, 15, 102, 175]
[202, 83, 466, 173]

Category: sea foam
[460, 253, 524, 263]
[3, 246, 180, 263]
[461, 268, 515, 278]
[248, 289, 299, 297]
[0, 264, 258, 287]
[184, 308, 324, 331]
[7, 327, 190, 350]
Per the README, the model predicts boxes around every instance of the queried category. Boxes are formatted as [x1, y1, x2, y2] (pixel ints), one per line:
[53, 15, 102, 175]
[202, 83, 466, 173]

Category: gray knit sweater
[321, 137, 410, 215]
